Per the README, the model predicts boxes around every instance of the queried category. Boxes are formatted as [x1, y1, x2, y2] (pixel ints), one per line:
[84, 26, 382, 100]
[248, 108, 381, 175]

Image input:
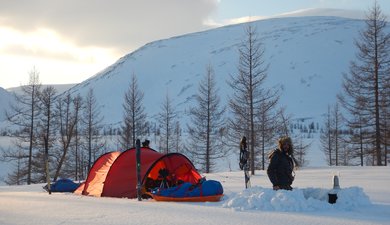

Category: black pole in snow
[136, 139, 142, 201]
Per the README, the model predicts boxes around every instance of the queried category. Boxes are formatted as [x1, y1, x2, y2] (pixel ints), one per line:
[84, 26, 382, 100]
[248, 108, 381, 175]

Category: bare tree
[71, 94, 83, 180]
[347, 99, 370, 166]
[277, 109, 308, 168]
[186, 64, 226, 173]
[380, 65, 390, 166]
[52, 93, 79, 181]
[5, 67, 41, 184]
[2, 150, 27, 185]
[228, 24, 278, 174]
[82, 89, 104, 171]
[320, 104, 345, 166]
[36, 86, 57, 190]
[338, 2, 390, 166]
[278, 107, 293, 137]
[293, 133, 309, 167]
[120, 73, 148, 150]
[157, 92, 178, 154]
[320, 106, 334, 166]
[256, 92, 280, 170]
[172, 121, 182, 153]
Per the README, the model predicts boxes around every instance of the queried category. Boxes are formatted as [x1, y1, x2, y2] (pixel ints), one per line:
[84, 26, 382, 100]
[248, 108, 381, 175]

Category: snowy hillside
[64, 16, 367, 127]
[0, 87, 13, 122]
[56, 16, 376, 167]
[6, 83, 76, 96]
[0, 84, 76, 124]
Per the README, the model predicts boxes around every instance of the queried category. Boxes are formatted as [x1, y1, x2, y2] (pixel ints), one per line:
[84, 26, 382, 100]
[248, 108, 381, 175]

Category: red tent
[75, 147, 202, 199]
[81, 151, 121, 197]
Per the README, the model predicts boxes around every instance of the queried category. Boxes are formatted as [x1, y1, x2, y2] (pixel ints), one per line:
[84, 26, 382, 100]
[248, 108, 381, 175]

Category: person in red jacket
[267, 136, 295, 190]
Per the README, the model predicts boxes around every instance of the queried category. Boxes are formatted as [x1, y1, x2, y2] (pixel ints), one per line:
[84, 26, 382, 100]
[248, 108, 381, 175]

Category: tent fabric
[102, 148, 162, 198]
[76, 147, 202, 199]
[73, 182, 85, 195]
[82, 151, 121, 197]
[144, 153, 202, 186]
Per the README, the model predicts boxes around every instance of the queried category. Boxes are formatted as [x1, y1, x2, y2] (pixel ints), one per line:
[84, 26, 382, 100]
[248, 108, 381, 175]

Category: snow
[0, 167, 389, 225]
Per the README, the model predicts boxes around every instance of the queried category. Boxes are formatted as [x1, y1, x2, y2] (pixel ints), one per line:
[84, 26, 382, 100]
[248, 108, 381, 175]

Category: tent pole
[136, 139, 142, 201]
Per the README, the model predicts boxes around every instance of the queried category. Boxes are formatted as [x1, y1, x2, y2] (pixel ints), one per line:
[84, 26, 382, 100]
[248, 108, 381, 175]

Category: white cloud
[0, 0, 218, 56]
[276, 8, 365, 19]
[0, 0, 219, 88]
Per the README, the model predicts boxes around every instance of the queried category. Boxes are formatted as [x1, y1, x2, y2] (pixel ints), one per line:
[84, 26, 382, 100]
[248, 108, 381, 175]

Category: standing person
[267, 136, 295, 190]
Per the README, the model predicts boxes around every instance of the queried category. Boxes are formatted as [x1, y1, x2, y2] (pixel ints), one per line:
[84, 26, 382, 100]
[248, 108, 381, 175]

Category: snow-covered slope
[65, 16, 366, 127]
[6, 83, 76, 96]
[0, 83, 76, 128]
[0, 87, 13, 122]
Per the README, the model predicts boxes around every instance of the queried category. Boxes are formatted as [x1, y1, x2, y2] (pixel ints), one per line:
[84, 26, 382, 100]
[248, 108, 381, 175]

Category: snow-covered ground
[0, 167, 389, 225]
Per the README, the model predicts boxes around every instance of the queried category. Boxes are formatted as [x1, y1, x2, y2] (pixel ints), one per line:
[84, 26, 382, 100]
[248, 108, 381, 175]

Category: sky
[1, 0, 390, 89]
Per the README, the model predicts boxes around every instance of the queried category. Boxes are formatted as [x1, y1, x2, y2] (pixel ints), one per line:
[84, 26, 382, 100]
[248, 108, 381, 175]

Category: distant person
[267, 136, 295, 190]
[142, 139, 150, 148]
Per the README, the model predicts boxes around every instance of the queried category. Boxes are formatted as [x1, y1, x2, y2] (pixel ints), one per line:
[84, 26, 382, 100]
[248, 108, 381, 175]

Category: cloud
[0, 27, 112, 63]
[205, 8, 366, 28]
[0, 0, 218, 56]
[205, 16, 269, 27]
[276, 8, 365, 20]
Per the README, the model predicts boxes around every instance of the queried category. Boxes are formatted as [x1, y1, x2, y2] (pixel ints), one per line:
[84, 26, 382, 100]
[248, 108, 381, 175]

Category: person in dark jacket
[267, 136, 295, 190]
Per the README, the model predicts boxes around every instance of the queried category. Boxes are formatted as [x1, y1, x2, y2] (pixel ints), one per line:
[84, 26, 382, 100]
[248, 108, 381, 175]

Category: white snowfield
[0, 167, 389, 225]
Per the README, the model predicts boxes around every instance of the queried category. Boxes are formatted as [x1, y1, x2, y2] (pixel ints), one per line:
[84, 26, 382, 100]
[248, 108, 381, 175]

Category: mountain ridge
[63, 16, 366, 126]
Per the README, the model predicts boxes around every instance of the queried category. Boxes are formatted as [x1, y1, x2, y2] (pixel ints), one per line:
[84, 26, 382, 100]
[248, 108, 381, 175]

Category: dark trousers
[279, 185, 293, 190]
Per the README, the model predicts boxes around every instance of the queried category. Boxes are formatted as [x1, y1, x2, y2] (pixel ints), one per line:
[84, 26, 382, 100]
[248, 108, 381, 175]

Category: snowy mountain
[0, 87, 13, 123]
[60, 16, 379, 167]
[65, 16, 367, 127]
[6, 83, 76, 97]
[2, 16, 380, 168]
[0, 83, 76, 127]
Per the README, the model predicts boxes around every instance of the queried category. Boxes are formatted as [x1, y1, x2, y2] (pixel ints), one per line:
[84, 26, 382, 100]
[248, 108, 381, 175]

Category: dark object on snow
[328, 193, 338, 204]
[328, 175, 340, 204]
[142, 139, 150, 147]
[44, 178, 80, 192]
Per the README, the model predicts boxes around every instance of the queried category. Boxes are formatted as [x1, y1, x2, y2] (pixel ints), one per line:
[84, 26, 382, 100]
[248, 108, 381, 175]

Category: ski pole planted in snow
[239, 136, 251, 189]
[136, 139, 142, 201]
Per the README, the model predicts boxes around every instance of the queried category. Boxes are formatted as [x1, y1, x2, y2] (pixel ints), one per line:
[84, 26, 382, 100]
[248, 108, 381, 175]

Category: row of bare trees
[115, 21, 310, 174]
[114, 24, 300, 175]
[2, 18, 312, 185]
[321, 3, 390, 166]
[2, 69, 104, 185]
